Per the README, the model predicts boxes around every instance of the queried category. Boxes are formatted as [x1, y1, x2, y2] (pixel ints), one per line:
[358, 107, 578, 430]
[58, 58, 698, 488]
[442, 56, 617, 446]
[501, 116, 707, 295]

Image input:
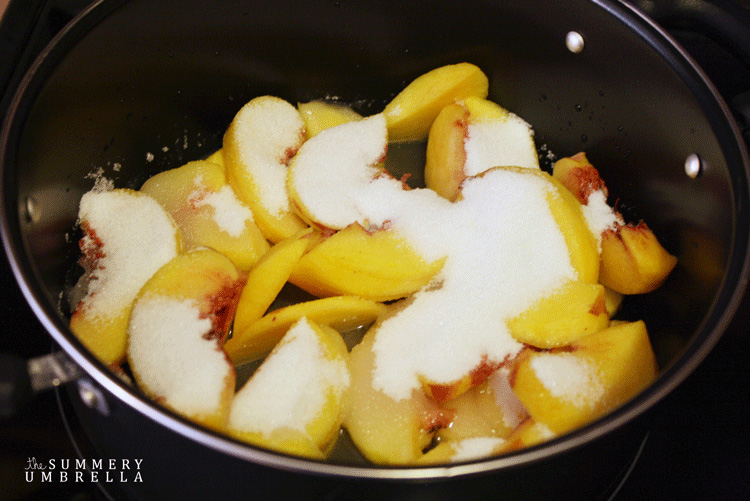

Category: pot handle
[625, 0, 750, 140]
[0, 351, 82, 417]
[0, 0, 88, 113]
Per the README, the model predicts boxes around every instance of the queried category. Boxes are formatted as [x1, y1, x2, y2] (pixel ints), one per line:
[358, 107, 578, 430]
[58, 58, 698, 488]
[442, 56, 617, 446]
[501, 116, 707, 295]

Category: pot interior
[2, 0, 748, 472]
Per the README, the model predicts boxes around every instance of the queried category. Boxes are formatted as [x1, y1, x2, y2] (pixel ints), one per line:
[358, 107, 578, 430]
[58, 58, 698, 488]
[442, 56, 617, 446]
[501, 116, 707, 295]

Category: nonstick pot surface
[1, 0, 749, 493]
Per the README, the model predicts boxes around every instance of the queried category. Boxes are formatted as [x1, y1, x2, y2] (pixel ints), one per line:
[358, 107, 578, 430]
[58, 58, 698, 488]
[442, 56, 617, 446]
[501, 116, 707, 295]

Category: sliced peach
[228, 318, 350, 458]
[420, 356, 501, 403]
[418, 437, 507, 464]
[224, 295, 386, 364]
[436, 368, 528, 443]
[288, 223, 445, 302]
[223, 96, 308, 243]
[205, 149, 226, 172]
[496, 418, 557, 453]
[70, 189, 181, 366]
[425, 98, 538, 201]
[552, 152, 607, 205]
[286, 114, 390, 231]
[343, 326, 446, 464]
[232, 227, 319, 335]
[511, 320, 658, 435]
[599, 222, 678, 294]
[424, 103, 469, 201]
[140, 160, 270, 270]
[127, 248, 245, 431]
[507, 281, 609, 349]
[297, 100, 362, 138]
[382, 62, 489, 142]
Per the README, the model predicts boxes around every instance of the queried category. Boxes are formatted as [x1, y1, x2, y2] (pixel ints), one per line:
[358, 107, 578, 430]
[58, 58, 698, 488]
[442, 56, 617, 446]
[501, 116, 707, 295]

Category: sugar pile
[529, 352, 604, 408]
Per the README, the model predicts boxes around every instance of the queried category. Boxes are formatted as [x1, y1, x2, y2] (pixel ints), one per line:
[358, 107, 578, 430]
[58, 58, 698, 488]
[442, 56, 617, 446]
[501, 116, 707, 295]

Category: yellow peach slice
[228, 318, 350, 458]
[382, 62, 489, 142]
[436, 368, 528, 443]
[232, 228, 319, 335]
[599, 222, 678, 294]
[205, 149, 226, 172]
[418, 437, 507, 464]
[424, 103, 469, 201]
[127, 248, 245, 431]
[507, 281, 609, 349]
[343, 326, 447, 464]
[288, 224, 445, 302]
[511, 320, 658, 435]
[225, 295, 386, 364]
[495, 418, 557, 453]
[297, 100, 362, 138]
[223, 96, 309, 243]
[603, 286, 624, 316]
[70, 189, 181, 366]
[140, 160, 270, 270]
[552, 152, 607, 205]
[420, 357, 500, 403]
[426, 98, 538, 201]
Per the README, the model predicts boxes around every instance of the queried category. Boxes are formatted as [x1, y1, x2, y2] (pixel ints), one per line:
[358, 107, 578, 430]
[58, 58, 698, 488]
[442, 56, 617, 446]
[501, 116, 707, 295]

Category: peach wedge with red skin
[599, 221, 678, 294]
[382, 62, 489, 142]
[140, 160, 270, 270]
[70, 189, 181, 366]
[127, 248, 246, 431]
[552, 152, 608, 205]
[227, 317, 350, 459]
[511, 320, 658, 435]
[223, 96, 309, 243]
[426, 97, 539, 201]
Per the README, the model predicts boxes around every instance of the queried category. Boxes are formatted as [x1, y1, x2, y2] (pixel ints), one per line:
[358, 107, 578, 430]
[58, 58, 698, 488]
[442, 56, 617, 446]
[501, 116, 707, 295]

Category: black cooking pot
[1, 0, 749, 499]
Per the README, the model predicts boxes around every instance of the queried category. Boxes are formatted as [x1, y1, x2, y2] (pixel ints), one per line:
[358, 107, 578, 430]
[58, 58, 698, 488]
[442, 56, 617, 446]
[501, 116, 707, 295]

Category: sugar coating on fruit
[530, 353, 604, 407]
[451, 437, 506, 462]
[229, 317, 349, 436]
[289, 114, 389, 229]
[372, 168, 575, 400]
[189, 177, 253, 237]
[230, 97, 305, 216]
[292, 116, 577, 400]
[488, 368, 528, 429]
[464, 114, 538, 175]
[127, 296, 231, 415]
[580, 189, 622, 250]
[76, 190, 178, 319]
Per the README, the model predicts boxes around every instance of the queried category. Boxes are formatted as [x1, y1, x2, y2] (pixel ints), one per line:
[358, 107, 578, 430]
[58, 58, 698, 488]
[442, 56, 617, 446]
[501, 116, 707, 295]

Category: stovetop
[1, 1, 749, 499]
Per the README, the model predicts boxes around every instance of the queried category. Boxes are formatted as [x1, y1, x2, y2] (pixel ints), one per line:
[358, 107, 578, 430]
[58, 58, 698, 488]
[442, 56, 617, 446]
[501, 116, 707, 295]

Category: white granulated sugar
[372, 169, 576, 401]
[77, 190, 178, 319]
[289, 114, 389, 230]
[191, 181, 253, 237]
[530, 352, 604, 408]
[229, 318, 349, 436]
[487, 368, 528, 429]
[233, 97, 305, 216]
[464, 114, 539, 176]
[128, 296, 230, 415]
[451, 437, 506, 462]
[581, 189, 622, 251]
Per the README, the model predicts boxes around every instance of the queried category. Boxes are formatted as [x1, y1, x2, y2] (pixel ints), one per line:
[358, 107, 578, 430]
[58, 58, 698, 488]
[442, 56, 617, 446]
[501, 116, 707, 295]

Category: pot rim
[1, 0, 749, 481]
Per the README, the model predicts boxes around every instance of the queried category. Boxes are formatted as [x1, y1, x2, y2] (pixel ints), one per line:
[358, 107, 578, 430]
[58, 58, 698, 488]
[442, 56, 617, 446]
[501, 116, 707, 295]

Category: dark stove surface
[1, 1, 749, 499]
